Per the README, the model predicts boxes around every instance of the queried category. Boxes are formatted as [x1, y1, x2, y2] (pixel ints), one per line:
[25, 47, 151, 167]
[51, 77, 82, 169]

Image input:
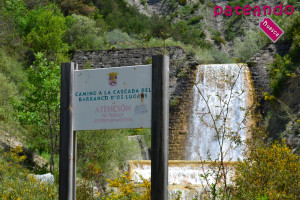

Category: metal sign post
[151, 55, 169, 200]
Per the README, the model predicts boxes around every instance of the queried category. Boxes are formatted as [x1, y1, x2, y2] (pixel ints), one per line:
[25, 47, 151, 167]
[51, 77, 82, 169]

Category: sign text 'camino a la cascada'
[73, 65, 152, 130]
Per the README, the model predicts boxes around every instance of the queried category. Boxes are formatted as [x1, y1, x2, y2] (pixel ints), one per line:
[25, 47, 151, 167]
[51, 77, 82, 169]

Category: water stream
[129, 64, 253, 198]
[184, 64, 251, 161]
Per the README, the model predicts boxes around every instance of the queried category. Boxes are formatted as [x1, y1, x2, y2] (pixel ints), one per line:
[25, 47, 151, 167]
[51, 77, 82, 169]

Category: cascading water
[184, 64, 251, 161]
[129, 64, 253, 199]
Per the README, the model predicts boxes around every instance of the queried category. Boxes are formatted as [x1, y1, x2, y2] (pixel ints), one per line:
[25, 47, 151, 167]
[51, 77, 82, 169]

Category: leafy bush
[77, 129, 149, 178]
[268, 54, 296, 97]
[105, 172, 151, 200]
[0, 146, 58, 199]
[65, 14, 105, 50]
[171, 20, 206, 46]
[2, 0, 29, 36]
[187, 15, 203, 25]
[233, 141, 300, 199]
[13, 53, 60, 171]
[224, 15, 242, 41]
[233, 30, 267, 62]
[25, 4, 69, 62]
[212, 31, 226, 45]
[104, 29, 136, 48]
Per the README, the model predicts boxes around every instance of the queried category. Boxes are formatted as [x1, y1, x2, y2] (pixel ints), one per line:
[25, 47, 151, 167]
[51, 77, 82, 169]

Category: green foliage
[2, 0, 29, 36]
[65, 14, 105, 50]
[212, 31, 226, 45]
[13, 53, 60, 171]
[224, 15, 243, 41]
[0, 49, 26, 135]
[0, 49, 26, 86]
[177, 0, 187, 6]
[95, 0, 151, 36]
[233, 30, 267, 62]
[25, 4, 69, 62]
[59, 0, 96, 16]
[227, 0, 253, 8]
[0, 146, 58, 199]
[0, 73, 18, 127]
[233, 141, 300, 199]
[140, 0, 146, 6]
[77, 129, 150, 178]
[104, 29, 136, 48]
[286, 12, 300, 63]
[187, 15, 203, 25]
[180, 4, 193, 16]
[267, 12, 300, 96]
[171, 20, 206, 46]
[149, 15, 171, 39]
[0, 13, 25, 56]
[268, 54, 296, 97]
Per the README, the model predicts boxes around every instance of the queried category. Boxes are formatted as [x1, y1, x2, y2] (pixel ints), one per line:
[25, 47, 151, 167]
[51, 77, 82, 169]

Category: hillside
[0, 0, 300, 199]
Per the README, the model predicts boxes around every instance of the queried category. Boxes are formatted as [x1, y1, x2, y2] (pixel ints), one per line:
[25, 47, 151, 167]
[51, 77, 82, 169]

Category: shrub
[65, 14, 105, 50]
[25, 4, 69, 62]
[13, 53, 60, 172]
[233, 141, 300, 199]
[233, 29, 267, 62]
[104, 29, 136, 48]
[77, 129, 146, 178]
[187, 15, 203, 25]
[105, 172, 151, 200]
[0, 146, 58, 199]
[2, 0, 29, 36]
[268, 54, 296, 97]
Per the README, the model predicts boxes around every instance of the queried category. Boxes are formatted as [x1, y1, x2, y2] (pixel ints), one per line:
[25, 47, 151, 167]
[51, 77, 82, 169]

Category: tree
[25, 4, 69, 63]
[65, 14, 105, 50]
[13, 53, 60, 172]
[2, 0, 29, 36]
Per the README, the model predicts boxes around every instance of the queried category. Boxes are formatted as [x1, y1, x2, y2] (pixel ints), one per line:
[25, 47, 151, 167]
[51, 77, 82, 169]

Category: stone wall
[246, 41, 300, 153]
[246, 41, 291, 110]
[71, 46, 199, 160]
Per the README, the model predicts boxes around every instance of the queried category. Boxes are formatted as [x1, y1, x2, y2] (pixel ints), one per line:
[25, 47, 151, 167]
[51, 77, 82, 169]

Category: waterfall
[128, 64, 253, 199]
[184, 64, 251, 161]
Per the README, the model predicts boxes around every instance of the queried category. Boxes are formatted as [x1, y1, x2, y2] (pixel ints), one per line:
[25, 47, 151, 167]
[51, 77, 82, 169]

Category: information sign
[73, 65, 152, 130]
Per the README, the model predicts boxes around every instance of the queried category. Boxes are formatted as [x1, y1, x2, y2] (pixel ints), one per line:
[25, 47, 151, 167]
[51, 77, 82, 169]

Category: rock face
[266, 73, 300, 154]
[246, 41, 300, 154]
[71, 46, 199, 160]
[246, 41, 292, 101]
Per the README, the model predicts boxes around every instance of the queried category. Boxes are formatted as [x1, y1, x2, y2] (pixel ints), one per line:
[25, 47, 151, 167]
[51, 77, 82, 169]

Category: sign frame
[59, 55, 169, 200]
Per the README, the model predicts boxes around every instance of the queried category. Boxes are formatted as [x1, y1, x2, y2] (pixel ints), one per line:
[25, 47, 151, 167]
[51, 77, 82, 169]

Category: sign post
[59, 55, 169, 199]
[59, 62, 76, 200]
[151, 55, 169, 200]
